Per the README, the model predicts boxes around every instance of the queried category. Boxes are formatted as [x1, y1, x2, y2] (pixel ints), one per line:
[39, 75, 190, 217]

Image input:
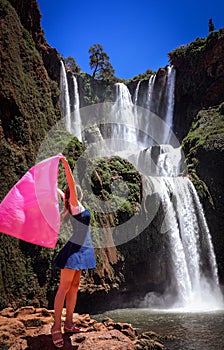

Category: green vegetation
[0, 233, 60, 309]
[78, 72, 115, 105]
[64, 56, 81, 74]
[88, 44, 115, 81]
[128, 68, 155, 83]
[183, 103, 224, 157]
[0, 0, 63, 309]
[168, 28, 224, 62]
[0, 0, 61, 192]
[82, 156, 142, 226]
[0, 0, 8, 18]
[182, 103, 224, 202]
[22, 28, 36, 50]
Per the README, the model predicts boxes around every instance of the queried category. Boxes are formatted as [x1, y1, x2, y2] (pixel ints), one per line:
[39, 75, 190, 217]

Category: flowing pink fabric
[0, 154, 63, 248]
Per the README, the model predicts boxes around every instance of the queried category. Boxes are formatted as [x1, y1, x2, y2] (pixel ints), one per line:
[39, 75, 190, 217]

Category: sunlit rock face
[8, 0, 61, 80]
[169, 30, 224, 141]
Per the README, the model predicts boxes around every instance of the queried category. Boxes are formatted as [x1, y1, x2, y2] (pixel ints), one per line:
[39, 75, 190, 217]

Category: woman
[51, 156, 96, 348]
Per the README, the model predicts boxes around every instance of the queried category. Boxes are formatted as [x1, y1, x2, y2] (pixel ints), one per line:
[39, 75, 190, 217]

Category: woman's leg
[52, 268, 76, 330]
[64, 269, 82, 328]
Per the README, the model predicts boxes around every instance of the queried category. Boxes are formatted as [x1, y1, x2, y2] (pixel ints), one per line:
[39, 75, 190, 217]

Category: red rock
[70, 329, 135, 350]
[14, 306, 36, 317]
[0, 307, 169, 349]
[0, 307, 14, 318]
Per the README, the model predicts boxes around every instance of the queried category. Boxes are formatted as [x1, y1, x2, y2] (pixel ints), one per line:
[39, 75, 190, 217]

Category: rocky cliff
[169, 29, 224, 141]
[0, 0, 63, 309]
[0, 0, 61, 195]
[8, 0, 61, 81]
[0, 0, 122, 311]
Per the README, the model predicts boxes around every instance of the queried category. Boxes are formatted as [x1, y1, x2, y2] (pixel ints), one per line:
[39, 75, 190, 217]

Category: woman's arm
[60, 157, 78, 206]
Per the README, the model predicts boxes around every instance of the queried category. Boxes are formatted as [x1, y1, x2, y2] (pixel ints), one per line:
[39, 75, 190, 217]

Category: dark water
[92, 308, 224, 350]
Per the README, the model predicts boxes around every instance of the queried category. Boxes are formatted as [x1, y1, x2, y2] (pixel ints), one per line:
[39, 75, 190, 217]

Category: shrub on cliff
[182, 103, 224, 203]
[168, 28, 224, 62]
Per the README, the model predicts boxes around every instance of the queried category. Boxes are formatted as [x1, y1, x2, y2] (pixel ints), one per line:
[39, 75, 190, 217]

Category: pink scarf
[0, 154, 63, 248]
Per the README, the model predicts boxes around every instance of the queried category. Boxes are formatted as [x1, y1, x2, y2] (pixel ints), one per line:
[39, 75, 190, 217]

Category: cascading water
[134, 80, 141, 118]
[70, 76, 82, 141]
[145, 74, 156, 111]
[59, 62, 82, 141]
[134, 81, 141, 106]
[143, 68, 176, 145]
[109, 72, 223, 310]
[141, 75, 156, 146]
[137, 146, 223, 310]
[59, 61, 71, 133]
[163, 66, 176, 144]
[110, 82, 139, 154]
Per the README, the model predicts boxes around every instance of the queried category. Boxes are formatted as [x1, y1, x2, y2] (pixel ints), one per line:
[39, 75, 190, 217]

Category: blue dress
[54, 209, 96, 270]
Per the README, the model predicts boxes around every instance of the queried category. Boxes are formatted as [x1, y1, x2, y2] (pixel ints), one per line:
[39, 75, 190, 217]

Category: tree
[64, 56, 81, 74]
[88, 44, 115, 80]
[208, 18, 215, 33]
[129, 69, 154, 82]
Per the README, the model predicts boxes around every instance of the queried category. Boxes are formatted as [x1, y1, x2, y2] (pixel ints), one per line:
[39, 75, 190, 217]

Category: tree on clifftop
[208, 18, 215, 32]
[88, 44, 115, 80]
[64, 56, 81, 74]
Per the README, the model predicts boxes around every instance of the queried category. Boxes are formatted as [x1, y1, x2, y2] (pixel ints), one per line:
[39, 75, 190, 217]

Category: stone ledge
[0, 307, 171, 350]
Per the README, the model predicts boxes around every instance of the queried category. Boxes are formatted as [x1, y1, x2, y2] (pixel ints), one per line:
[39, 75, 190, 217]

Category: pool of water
[92, 308, 224, 350]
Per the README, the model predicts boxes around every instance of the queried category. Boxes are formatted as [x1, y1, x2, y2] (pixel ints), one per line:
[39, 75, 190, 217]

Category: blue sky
[37, 0, 224, 79]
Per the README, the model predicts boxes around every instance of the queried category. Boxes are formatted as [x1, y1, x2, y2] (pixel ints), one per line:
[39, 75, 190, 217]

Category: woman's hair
[64, 187, 71, 213]
[64, 185, 83, 214]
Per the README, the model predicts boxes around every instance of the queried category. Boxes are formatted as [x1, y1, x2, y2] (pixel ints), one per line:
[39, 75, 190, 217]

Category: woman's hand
[60, 156, 68, 165]
[60, 156, 78, 206]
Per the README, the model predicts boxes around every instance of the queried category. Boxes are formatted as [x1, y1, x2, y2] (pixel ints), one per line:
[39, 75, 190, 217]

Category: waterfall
[134, 80, 141, 107]
[114, 82, 134, 112]
[133, 68, 176, 147]
[137, 146, 223, 310]
[138, 75, 156, 146]
[145, 75, 156, 111]
[58, 65, 223, 310]
[70, 76, 82, 141]
[163, 66, 176, 143]
[59, 62, 82, 141]
[110, 83, 139, 155]
[59, 61, 71, 133]
[134, 80, 141, 119]
[59, 65, 175, 147]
